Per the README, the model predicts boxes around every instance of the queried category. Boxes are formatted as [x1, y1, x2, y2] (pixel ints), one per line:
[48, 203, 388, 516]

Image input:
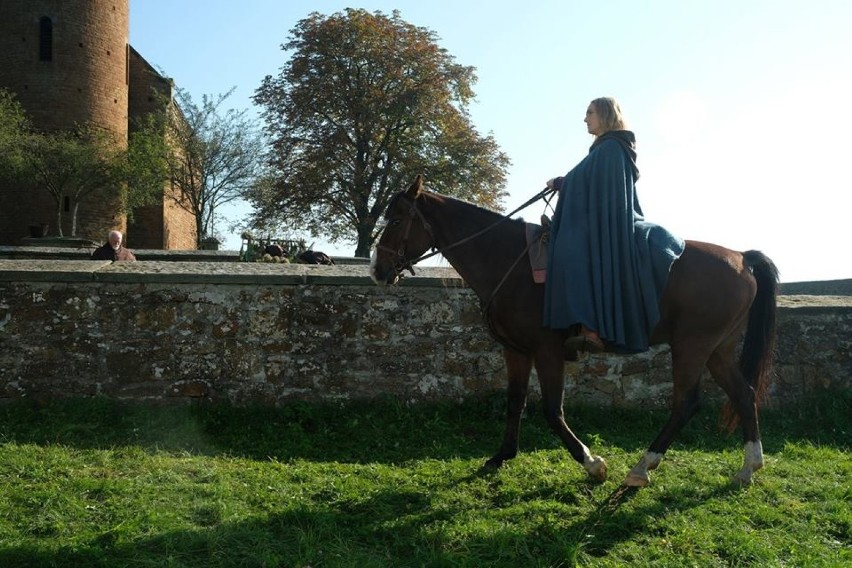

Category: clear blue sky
[130, 0, 852, 283]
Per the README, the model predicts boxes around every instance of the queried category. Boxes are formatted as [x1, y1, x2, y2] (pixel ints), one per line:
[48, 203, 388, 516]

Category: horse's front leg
[484, 348, 531, 469]
[536, 348, 607, 482]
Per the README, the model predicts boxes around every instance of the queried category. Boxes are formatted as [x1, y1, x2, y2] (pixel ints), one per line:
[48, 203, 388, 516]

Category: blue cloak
[543, 131, 685, 352]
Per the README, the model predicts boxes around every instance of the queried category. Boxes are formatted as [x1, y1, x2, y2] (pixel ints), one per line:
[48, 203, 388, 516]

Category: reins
[482, 233, 538, 318]
[482, 187, 558, 306]
[377, 184, 558, 352]
[388, 185, 558, 274]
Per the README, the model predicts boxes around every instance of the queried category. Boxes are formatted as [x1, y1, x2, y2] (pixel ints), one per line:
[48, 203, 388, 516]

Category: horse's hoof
[623, 472, 650, 487]
[483, 457, 504, 470]
[732, 470, 754, 486]
[584, 455, 608, 482]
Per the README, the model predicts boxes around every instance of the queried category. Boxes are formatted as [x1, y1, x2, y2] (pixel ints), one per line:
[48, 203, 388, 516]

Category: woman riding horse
[372, 128, 777, 488]
[545, 96, 684, 356]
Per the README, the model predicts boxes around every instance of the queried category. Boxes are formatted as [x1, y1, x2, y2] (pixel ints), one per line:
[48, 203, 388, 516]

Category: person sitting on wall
[91, 230, 137, 261]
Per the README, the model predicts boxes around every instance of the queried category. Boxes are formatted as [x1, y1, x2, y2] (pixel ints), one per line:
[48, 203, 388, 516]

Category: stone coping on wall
[780, 278, 852, 296]
[3, 246, 852, 293]
[777, 295, 852, 310]
[1, 260, 852, 310]
[0, 259, 464, 288]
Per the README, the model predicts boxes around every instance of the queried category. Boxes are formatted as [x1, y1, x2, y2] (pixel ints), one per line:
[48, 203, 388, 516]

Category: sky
[129, 0, 852, 283]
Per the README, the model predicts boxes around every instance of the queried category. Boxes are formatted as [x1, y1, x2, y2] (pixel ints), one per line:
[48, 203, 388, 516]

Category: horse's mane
[387, 189, 527, 231]
[429, 190, 529, 232]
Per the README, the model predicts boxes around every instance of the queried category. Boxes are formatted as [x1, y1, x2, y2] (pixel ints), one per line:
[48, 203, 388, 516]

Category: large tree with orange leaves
[250, 9, 510, 257]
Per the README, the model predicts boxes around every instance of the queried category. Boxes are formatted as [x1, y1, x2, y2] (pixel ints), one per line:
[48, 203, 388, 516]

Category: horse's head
[370, 175, 435, 286]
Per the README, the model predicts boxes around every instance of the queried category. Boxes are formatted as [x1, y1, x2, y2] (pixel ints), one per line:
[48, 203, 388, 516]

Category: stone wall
[0, 259, 850, 408]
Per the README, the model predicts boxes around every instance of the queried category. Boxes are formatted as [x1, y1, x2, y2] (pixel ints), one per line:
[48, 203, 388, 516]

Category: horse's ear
[406, 174, 424, 199]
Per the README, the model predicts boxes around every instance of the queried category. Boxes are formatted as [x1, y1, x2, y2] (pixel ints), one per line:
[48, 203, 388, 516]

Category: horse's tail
[722, 250, 780, 432]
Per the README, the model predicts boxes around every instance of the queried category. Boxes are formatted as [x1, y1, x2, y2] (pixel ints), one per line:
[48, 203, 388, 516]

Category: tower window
[39, 17, 53, 61]
[63, 196, 70, 212]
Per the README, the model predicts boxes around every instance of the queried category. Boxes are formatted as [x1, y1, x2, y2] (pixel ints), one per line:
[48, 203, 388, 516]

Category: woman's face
[584, 103, 603, 136]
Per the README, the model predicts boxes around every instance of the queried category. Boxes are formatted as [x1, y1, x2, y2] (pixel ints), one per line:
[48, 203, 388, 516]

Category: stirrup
[564, 333, 604, 354]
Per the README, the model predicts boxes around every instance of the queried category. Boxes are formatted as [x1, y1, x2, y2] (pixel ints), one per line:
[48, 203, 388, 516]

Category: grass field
[0, 392, 849, 567]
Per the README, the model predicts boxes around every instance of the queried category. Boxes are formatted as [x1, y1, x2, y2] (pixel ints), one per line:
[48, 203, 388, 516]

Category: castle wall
[126, 46, 196, 250]
[125, 46, 168, 249]
[0, 0, 129, 136]
[161, 182, 199, 250]
[0, 0, 130, 245]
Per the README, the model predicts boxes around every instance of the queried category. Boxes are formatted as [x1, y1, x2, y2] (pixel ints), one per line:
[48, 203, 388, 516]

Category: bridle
[375, 186, 557, 283]
[374, 194, 437, 278]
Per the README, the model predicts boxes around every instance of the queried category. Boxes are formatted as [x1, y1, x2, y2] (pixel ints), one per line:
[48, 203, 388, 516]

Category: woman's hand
[546, 177, 563, 191]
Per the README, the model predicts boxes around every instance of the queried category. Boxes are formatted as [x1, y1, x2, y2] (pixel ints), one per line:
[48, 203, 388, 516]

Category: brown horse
[371, 175, 778, 487]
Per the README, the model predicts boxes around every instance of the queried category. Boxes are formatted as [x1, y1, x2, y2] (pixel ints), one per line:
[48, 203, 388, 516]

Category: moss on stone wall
[0, 261, 850, 407]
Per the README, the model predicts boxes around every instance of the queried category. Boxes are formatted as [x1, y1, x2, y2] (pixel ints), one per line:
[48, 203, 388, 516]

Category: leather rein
[375, 186, 557, 285]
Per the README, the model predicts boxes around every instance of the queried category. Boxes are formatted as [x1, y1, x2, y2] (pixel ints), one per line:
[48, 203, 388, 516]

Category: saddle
[524, 215, 551, 284]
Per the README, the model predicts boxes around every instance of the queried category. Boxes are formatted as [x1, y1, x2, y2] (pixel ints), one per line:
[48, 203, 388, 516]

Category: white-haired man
[91, 230, 136, 261]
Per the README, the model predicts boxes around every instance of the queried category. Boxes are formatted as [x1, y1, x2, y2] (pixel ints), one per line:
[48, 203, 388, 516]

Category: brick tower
[0, 0, 129, 244]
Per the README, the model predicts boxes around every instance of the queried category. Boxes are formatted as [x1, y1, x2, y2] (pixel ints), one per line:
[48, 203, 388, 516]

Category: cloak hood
[591, 130, 639, 180]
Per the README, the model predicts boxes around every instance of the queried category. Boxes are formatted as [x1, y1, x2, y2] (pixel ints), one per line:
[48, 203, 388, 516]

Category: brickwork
[123, 46, 197, 249]
[127, 46, 170, 123]
[0, 1, 195, 250]
[0, 0, 129, 136]
[125, 45, 166, 251]
[0, 0, 129, 244]
[162, 184, 199, 249]
[128, 193, 197, 251]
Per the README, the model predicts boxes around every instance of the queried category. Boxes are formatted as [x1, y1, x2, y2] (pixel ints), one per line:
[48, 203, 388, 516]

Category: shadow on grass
[0, 390, 848, 464]
[0, 465, 751, 568]
[569, 481, 744, 559]
[2, 392, 847, 566]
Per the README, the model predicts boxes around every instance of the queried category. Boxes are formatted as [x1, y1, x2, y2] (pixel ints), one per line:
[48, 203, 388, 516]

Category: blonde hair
[591, 97, 628, 132]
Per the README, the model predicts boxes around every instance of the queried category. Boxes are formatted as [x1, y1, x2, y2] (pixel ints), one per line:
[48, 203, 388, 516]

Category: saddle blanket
[525, 219, 549, 284]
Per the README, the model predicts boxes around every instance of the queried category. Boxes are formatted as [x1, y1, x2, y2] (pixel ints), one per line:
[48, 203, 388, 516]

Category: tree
[2, 88, 166, 236]
[124, 112, 173, 217]
[162, 87, 264, 248]
[20, 125, 128, 237]
[251, 8, 510, 257]
[0, 89, 29, 176]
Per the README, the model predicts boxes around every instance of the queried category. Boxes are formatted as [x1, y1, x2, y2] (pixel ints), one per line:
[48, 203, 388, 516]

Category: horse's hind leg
[707, 343, 764, 485]
[484, 349, 532, 469]
[625, 344, 706, 487]
[536, 349, 607, 482]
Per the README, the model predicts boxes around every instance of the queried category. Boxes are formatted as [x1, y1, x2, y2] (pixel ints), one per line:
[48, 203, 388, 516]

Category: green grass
[0, 392, 849, 567]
